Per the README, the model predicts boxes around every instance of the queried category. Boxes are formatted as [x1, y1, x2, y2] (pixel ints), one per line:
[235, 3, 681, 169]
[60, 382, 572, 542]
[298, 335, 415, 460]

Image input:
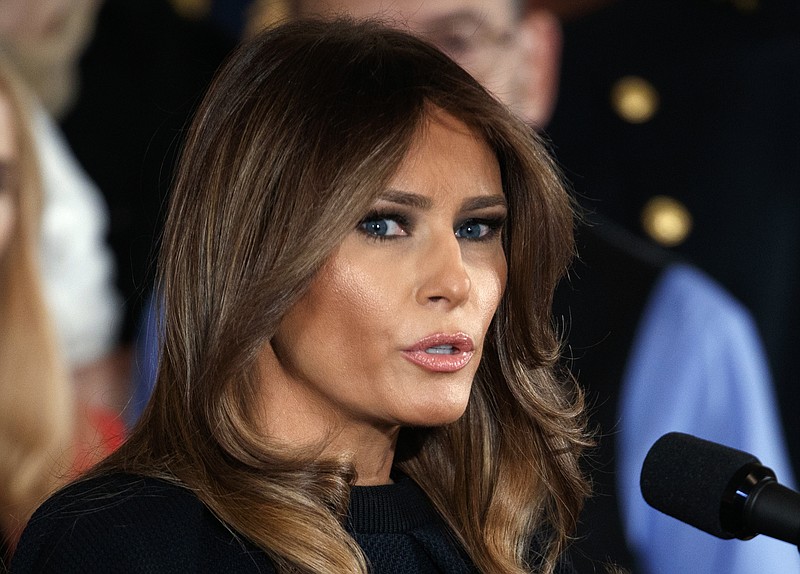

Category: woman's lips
[402, 332, 475, 373]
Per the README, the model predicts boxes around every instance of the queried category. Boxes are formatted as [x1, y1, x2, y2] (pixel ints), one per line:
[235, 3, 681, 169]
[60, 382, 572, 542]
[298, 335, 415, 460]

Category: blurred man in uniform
[547, 0, 800, 479]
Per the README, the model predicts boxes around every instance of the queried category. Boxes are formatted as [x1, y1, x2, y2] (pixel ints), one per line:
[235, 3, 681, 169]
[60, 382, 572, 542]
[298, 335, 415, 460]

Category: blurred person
[0, 55, 122, 564]
[0, 54, 73, 561]
[237, 0, 799, 572]
[4, 0, 233, 358]
[12, 18, 589, 573]
[0, 0, 126, 412]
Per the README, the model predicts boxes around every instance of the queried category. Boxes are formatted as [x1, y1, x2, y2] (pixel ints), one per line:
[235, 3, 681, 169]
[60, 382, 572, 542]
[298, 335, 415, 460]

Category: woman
[12, 18, 589, 573]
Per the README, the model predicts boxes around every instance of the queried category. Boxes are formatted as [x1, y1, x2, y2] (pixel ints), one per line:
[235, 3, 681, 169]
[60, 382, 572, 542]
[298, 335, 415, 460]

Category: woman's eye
[359, 216, 407, 238]
[455, 220, 495, 240]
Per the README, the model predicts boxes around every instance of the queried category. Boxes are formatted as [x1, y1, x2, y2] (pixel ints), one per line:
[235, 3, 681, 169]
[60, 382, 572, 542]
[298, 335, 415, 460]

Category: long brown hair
[0, 54, 73, 545]
[99, 18, 589, 573]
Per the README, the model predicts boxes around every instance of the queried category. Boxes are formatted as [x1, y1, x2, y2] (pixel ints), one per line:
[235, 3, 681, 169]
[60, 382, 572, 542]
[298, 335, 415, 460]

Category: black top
[10, 473, 574, 573]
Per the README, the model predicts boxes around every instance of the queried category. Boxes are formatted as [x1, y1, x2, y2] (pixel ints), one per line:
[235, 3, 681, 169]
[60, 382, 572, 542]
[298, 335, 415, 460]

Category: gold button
[611, 76, 660, 124]
[641, 196, 693, 247]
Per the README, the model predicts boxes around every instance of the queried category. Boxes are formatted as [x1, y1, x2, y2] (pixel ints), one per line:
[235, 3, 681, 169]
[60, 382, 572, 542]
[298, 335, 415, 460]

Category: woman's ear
[515, 10, 562, 129]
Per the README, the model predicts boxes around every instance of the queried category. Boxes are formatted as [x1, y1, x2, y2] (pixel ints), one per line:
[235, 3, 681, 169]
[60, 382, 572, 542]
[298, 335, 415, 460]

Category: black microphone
[640, 432, 800, 547]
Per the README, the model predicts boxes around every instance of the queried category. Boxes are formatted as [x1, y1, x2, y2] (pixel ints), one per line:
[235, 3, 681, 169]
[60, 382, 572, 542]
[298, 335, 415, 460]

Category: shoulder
[23, 472, 199, 528]
[12, 473, 274, 573]
[647, 263, 755, 334]
[627, 262, 769, 386]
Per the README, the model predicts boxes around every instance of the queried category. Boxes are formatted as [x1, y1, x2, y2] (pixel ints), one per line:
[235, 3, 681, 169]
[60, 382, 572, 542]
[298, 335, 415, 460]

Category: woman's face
[0, 91, 16, 260]
[264, 111, 507, 440]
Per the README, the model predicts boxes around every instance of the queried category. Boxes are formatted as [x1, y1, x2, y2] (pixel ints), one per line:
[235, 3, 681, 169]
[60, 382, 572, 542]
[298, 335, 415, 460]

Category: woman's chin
[399, 392, 472, 429]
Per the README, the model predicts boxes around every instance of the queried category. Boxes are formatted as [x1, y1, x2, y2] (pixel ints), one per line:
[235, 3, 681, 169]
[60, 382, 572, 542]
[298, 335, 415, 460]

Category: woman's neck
[341, 426, 398, 485]
[257, 346, 401, 485]
[257, 392, 401, 485]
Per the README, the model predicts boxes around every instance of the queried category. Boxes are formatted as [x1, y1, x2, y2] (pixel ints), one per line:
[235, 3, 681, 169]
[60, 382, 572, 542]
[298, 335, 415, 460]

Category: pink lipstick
[402, 332, 475, 373]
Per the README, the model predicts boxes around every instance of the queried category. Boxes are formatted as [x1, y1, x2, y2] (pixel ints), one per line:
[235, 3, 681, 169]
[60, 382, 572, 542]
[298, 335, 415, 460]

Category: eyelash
[357, 211, 506, 242]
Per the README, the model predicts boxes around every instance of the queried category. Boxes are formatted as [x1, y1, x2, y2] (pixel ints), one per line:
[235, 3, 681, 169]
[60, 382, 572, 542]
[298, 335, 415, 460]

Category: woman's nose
[414, 233, 471, 308]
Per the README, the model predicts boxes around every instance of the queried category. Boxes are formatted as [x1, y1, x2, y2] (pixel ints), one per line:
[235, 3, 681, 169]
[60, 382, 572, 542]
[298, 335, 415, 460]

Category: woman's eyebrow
[377, 190, 508, 212]
[378, 189, 433, 209]
[461, 195, 508, 212]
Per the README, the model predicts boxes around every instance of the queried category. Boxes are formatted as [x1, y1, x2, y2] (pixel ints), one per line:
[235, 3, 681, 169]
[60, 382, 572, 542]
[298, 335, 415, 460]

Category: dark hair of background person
[59, 0, 237, 341]
[90, 17, 590, 574]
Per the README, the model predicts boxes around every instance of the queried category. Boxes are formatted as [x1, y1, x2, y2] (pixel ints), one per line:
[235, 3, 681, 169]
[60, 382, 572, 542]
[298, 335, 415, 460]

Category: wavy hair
[97, 18, 589, 573]
[0, 54, 73, 547]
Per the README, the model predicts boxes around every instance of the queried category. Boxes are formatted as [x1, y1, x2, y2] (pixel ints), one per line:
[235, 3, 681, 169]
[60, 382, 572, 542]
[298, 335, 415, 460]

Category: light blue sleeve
[617, 264, 800, 574]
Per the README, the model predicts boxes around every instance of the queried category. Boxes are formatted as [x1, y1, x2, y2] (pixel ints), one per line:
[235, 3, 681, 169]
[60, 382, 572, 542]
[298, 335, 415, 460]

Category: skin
[0, 0, 100, 44]
[259, 110, 508, 485]
[0, 92, 16, 259]
[295, 0, 563, 126]
[0, 0, 103, 117]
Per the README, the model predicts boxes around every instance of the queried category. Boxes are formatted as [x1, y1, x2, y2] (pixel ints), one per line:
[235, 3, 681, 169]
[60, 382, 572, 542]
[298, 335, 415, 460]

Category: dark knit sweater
[10, 472, 574, 573]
